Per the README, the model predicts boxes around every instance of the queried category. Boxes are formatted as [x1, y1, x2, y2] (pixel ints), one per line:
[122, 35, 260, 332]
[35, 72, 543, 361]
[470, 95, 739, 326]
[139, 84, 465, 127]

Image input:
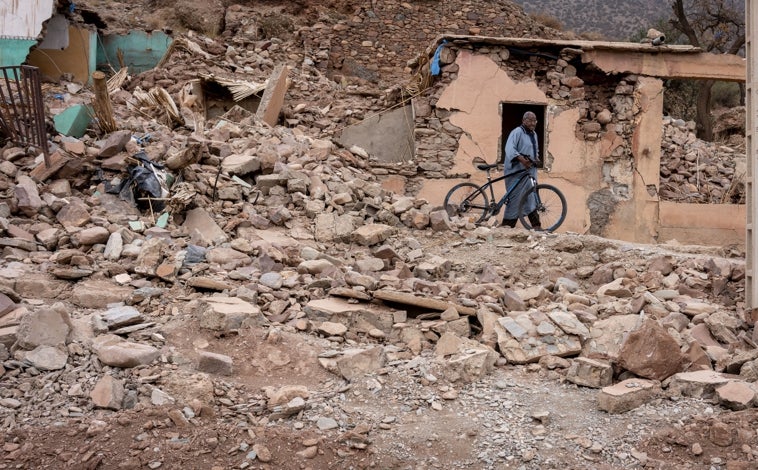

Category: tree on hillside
[668, 0, 744, 141]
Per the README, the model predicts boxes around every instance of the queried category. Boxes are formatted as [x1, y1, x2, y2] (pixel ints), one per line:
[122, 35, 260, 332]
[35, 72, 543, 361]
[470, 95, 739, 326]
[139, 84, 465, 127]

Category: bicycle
[443, 161, 567, 232]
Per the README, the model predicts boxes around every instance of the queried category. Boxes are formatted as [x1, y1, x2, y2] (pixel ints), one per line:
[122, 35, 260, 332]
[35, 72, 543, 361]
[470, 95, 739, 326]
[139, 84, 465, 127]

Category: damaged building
[1, 0, 172, 80]
[401, 35, 746, 245]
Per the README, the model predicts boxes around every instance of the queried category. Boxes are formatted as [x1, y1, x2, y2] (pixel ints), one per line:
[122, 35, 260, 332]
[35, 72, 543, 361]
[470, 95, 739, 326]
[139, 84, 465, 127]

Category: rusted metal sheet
[0, 65, 50, 164]
[0, 0, 56, 40]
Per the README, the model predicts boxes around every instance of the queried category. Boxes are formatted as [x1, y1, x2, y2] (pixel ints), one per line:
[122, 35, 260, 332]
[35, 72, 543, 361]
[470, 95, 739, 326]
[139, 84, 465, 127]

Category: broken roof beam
[582, 50, 745, 82]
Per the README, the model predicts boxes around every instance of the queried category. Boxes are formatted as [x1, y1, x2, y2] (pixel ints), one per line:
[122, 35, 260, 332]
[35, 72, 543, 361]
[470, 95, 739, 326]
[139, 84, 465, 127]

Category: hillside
[512, 0, 673, 40]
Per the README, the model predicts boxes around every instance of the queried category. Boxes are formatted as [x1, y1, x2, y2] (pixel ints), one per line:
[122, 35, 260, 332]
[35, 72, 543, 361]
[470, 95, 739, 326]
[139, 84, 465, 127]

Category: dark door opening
[500, 103, 546, 168]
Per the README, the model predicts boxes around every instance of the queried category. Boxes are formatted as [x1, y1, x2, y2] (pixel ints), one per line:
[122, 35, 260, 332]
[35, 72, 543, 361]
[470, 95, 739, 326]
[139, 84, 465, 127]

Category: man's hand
[517, 155, 532, 169]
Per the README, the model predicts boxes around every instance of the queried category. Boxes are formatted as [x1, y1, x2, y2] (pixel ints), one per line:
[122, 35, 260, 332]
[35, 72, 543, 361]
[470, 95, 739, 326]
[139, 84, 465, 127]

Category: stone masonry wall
[408, 41, 641, 200]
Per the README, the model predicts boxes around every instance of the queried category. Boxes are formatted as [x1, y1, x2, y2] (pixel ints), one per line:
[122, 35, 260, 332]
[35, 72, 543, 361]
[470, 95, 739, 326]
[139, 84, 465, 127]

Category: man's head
[522, 112, 537, 131]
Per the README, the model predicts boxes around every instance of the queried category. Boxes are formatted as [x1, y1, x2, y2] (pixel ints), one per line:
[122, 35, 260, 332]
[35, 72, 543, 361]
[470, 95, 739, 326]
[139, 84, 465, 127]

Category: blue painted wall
[97, 31, 172, 73]
[0, 39, 37, 67]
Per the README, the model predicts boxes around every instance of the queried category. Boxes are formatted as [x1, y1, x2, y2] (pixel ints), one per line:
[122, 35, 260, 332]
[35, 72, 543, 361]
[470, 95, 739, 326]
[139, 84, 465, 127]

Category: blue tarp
[430, 40, 448, 76]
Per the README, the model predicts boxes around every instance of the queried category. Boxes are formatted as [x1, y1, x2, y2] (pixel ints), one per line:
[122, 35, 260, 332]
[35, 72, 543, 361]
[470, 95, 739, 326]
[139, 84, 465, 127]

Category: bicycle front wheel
[443, 182, 490, 223]
[517, 184, 567, 232]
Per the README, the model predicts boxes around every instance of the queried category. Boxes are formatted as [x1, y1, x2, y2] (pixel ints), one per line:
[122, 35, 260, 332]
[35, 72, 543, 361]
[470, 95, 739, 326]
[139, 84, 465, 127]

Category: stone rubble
[0, 0, 753, 468]
[660, 115, 746, 204]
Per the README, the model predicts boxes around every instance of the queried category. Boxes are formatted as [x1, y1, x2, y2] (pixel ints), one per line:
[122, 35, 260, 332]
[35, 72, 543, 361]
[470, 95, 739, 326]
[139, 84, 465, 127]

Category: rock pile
[660, 116, 746, 204]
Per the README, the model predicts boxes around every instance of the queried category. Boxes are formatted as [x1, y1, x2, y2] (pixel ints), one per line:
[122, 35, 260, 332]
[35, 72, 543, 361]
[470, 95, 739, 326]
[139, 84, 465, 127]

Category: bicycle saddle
[476, 163, 499, 171]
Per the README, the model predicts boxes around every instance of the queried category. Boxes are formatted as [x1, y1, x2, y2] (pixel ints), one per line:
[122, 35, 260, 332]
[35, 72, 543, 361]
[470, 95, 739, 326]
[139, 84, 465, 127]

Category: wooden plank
[373, 289, 477, 316]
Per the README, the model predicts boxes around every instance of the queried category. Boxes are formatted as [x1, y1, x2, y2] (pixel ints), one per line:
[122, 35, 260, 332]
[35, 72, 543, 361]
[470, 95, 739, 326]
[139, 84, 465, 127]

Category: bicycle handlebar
[475, 162, 531, 179]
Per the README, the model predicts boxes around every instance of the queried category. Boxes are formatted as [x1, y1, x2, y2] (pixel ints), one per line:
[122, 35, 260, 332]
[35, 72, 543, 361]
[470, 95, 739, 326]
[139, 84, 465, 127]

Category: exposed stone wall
[408, 42, 641, 201]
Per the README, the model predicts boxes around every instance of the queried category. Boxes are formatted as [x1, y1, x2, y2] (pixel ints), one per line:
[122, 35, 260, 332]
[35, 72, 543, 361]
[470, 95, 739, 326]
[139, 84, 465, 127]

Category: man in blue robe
[502, 111, 541, 230]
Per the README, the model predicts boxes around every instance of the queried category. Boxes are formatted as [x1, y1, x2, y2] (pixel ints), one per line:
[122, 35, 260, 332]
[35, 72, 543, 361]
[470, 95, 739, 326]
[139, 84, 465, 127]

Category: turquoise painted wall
[0, 39, 37, 67]
[97, 31, 172, 73]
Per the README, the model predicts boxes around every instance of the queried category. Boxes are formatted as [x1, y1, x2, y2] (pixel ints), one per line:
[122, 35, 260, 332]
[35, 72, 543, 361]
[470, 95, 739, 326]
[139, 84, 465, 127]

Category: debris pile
[660, 116, 746, 204]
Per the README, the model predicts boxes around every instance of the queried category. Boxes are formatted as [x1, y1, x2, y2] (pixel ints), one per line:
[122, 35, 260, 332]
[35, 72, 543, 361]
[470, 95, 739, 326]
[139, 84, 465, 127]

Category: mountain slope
[511, 0, 672, 40]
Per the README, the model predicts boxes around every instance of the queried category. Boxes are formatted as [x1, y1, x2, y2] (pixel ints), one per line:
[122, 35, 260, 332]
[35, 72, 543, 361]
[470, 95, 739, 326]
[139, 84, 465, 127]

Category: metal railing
[0, 65, 50, 166]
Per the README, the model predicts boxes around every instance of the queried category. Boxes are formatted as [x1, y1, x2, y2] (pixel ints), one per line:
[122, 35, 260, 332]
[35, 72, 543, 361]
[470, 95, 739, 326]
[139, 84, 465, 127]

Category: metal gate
[0, 65, 50, 165]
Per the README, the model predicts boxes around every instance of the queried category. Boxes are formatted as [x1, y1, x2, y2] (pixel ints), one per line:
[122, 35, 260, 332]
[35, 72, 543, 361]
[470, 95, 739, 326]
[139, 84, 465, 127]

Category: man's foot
[501, 218, 517, 228]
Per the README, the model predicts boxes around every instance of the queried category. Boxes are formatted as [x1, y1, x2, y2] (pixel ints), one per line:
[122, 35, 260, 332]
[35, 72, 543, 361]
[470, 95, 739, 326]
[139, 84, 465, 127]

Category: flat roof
[431, 34, 703, 54]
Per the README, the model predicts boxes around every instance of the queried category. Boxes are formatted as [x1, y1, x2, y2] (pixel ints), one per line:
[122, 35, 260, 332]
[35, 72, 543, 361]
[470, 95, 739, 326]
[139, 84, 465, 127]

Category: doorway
[500, 103, 546, 168]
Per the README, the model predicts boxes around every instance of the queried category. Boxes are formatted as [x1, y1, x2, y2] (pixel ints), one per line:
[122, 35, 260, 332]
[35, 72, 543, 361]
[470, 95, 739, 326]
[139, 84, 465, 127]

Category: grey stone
[25, 345, 68, 370]
[197, 351, 234, 376]
[93, 334, 160, 368]
[567, 357, 613, 388]
[16, 308, 71, 350]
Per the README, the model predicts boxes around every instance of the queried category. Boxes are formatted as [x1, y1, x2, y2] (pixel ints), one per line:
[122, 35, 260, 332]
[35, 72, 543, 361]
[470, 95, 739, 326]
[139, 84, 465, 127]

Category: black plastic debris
[117, 151, 171, 212]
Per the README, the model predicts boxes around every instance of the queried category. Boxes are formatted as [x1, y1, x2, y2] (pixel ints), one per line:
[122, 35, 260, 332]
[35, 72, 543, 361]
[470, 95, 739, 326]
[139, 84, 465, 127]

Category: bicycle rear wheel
[443, 182, 490, 223]
[517, 184, 567, 232]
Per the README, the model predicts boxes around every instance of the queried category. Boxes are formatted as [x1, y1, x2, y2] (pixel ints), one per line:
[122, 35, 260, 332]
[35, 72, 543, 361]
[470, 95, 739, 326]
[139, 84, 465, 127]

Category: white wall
[0, 0, 55, 40]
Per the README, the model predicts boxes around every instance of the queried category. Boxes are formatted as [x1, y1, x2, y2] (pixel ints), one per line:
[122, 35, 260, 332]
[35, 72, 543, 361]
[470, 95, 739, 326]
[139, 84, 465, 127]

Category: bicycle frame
[444, 161, 566, 231]
[476, 164, 535, 219]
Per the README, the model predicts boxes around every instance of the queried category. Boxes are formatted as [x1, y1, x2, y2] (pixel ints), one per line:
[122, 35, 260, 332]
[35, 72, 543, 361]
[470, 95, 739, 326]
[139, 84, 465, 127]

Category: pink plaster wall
[419, 49, 746, 247]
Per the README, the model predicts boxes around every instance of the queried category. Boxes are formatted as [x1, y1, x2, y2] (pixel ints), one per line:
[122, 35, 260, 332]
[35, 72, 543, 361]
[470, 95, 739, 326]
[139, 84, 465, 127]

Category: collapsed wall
[398, 37, 745, 242]
[407, 39, 644, 236]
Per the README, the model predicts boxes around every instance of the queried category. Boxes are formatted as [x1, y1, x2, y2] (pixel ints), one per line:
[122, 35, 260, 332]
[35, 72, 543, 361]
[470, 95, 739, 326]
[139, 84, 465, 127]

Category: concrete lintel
[583, 49, 745, 82]
[256, 64, 290, 127]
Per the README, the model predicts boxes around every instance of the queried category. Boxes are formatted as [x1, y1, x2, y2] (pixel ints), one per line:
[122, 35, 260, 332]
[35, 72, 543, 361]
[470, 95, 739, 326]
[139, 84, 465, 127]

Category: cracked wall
[409, 42, 745, 246]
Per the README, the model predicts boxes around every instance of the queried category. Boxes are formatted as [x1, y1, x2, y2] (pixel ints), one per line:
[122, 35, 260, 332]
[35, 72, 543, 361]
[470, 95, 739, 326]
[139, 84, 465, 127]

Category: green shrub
[529, 12, 563, 31]
[711, 81, 741, 109]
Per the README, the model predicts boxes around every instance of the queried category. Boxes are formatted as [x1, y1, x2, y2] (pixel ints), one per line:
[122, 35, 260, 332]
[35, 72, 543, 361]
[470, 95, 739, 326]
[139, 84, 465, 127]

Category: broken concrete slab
[336, 104, 415, 164]
[352, 223, 395, 246]
[582, 314, 639, 362]
[373, 290, 476, 316]
[598, 378, 659, 414]
[305, 297, 395, 335]
[24, 344, 68, 370]
[335, 346, 386, 381]
[194, 296, 262, 332]
[666, 370, 738, 399]
[256, 64, 290, 127]
[92, 334, 160, 368]
[15, 308, 71, 350]
[70, 281, 133, 308]
[715, 381, 756, 411]
[101, 305, 143, 330]
[221, 153, 261, 175]
[183, 207, 229, 246]
[494, 311, 582, 364]
[567, 357, 614, 388]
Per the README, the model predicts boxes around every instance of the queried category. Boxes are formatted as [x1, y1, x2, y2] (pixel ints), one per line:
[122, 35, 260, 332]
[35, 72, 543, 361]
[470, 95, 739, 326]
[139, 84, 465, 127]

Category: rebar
[0, 66, 50, 166]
